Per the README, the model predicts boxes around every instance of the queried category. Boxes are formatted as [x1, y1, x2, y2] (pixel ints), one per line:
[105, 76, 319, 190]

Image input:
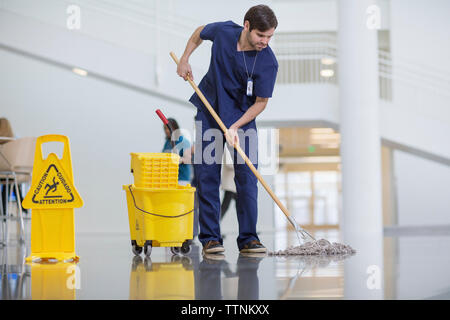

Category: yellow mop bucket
[22, 134, 83, 262]
[123, 183, 195, 256]
[124, 152, 195, 256]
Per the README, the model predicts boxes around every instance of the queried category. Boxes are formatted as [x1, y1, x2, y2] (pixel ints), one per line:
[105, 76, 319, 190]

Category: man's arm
[177, 25, 205, 81]
[225, 97, 269, 145]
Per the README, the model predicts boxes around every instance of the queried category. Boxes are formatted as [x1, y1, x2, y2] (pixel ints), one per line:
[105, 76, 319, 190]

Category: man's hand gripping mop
[170, 52, 355, 256]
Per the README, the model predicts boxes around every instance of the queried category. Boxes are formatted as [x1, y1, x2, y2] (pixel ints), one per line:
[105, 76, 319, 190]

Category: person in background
[161, 118, 192, 185]
[180, 144, 199, 241]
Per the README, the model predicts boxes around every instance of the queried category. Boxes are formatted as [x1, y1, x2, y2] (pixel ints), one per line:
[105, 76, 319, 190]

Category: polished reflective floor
[2, 225, 450, 300]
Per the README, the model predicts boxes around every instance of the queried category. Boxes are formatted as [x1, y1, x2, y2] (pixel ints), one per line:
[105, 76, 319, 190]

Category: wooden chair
[0, 137, 36, 245]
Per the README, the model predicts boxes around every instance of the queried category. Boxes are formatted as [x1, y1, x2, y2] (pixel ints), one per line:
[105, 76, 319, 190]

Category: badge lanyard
[242, 51, 258, 96]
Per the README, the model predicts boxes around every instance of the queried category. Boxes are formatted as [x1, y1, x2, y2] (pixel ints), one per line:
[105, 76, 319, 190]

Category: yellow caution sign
[23, 134, 83, 262]
[23, 153, 83, 208]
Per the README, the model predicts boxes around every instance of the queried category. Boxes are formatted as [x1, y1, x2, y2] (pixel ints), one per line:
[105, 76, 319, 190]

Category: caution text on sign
[23, 153, 83, 209]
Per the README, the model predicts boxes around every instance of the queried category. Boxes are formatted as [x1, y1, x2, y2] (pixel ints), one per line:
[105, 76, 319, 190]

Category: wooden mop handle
[169, 51, 293, 220]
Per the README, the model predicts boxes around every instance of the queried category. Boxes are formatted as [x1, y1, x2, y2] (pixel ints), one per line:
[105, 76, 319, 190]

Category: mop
[269, 239, 356, 256]
[170, 52, 355, 256]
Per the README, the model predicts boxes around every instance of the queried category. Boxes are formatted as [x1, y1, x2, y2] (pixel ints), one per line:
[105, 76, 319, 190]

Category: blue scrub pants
[194, 109, 260, 250]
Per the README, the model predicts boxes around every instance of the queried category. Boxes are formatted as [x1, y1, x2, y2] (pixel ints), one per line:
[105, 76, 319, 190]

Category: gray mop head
[269, 238, 356, 256]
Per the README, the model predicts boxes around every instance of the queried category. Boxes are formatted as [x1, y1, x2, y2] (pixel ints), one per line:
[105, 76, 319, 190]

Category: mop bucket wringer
[124, 153, 195, 257]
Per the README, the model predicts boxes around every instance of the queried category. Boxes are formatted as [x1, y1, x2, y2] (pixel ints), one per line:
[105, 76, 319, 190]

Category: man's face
[245, 21, 275, 51]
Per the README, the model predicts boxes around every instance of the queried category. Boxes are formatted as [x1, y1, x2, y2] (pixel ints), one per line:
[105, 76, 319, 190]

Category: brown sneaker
[240, 240, 267, 253]
[202, 240, 225, 254]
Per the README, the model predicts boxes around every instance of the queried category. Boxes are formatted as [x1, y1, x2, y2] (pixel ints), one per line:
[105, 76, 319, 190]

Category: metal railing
[274, 32, 338, 86]
[273, 32, 394, 101]
[273, 31, 450, 103]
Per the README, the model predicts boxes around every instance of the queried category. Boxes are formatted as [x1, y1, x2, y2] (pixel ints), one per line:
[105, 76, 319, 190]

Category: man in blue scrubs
[176, 5, 278, 255]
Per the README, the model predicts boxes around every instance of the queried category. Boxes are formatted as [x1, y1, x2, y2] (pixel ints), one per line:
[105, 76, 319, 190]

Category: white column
[338, 0, 384, 299]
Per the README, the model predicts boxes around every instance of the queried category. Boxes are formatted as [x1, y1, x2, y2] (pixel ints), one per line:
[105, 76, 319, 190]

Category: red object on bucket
[155, 109, 169, 125]
[155, 109, 175, 149]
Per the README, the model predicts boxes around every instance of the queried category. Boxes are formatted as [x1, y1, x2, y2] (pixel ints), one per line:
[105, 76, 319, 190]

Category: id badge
[246, 78, 253, 96]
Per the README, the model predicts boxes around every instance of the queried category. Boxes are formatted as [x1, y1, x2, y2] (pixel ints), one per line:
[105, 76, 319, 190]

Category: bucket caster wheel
[170, 246, 181, 255]
[131, 240, 142, 256]
[180, 241, 192, 255]
[144, 240, 152, 257]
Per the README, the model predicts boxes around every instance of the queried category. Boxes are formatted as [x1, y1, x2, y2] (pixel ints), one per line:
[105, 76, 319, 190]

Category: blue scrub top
[162, 136, 191, 182]
[189, 20, 278, 128]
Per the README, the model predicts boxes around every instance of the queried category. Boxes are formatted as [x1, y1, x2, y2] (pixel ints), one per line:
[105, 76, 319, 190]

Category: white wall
[396, 236, 450, 299]
[390, 0, 450, 73]
[386, 0, 450, 226]
[379, 99, 450, 160]
[273, 0, 389, 32]
[0, 7, 199, 103]
[259, 84, 339, 123]
[0, 0, 275, 88]
[388, 0, 450, 159]
[394, 150, 450, 227]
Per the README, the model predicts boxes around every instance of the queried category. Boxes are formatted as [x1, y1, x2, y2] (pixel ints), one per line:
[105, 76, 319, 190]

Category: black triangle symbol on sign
[31, 164, 75, 204]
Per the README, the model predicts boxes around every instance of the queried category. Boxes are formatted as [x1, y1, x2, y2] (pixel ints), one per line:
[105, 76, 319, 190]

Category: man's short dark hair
[244, 5, 278, 32]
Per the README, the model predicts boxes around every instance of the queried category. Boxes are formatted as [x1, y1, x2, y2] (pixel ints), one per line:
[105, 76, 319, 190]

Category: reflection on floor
[1, 227, 450, 300]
